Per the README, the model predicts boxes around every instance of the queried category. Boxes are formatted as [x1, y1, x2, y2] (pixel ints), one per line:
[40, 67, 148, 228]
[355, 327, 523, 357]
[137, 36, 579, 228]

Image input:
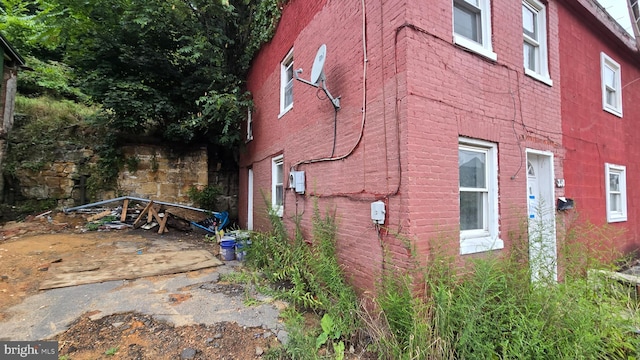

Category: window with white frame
[522, 0, 552, 85]
[246, 107, 253, 142]
[272, 155, 284, 217]
[459, 138, 503, 254]
[453, 0, 496, 61]
[601, 52, 622, 117]
[279, 49, 294, 116]
[605, 163, 627, 223]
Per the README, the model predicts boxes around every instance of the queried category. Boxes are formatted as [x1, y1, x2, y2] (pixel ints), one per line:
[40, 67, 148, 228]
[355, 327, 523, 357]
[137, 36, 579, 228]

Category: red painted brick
[241, 0, 566, 292]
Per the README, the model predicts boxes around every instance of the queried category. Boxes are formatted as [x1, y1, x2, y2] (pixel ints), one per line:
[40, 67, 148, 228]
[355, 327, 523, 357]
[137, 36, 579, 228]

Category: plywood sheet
[40, 250, 222, 290]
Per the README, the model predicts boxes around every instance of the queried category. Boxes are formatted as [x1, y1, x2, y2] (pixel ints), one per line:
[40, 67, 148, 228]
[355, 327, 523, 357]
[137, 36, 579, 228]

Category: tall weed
[363, 217, 640, 359]
[244, 200, 360, 358]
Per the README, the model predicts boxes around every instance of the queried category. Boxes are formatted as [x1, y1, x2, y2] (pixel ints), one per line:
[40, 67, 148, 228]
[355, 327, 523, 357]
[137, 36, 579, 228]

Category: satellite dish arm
[294, 69, 341, 111]
[294, 69, 320, 88]
[320, 79, 341, 111]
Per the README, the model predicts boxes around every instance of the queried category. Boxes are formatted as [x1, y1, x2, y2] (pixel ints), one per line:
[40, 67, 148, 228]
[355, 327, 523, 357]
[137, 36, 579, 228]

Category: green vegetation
[0, 0, 287, 208]
[85, 215, 118, 231]
[187, 185, 222, 211]
[125, 155, 140, 174]
[363, 213, 640, 359]
[235, 205, 640, 359]
[104, 346, 118, 356]
[1, 0, 286, 150]
[237, 202, 359, 359]
[6, 95, 120, 202]
[7, 96, 99, 175]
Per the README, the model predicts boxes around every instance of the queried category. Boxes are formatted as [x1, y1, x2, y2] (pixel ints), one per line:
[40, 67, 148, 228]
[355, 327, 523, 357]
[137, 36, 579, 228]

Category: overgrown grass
[244, 204, 640, 359]
[7, 95, 100, 175]
[6, 95, 122, 203]
[363, 215, 640, 360]
[243, 201, 360, 359]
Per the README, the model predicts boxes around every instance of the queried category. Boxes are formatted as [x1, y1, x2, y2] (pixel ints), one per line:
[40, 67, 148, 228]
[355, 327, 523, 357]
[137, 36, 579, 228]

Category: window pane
[454, 4, 480, 42]
[275, 185, 283, 206]
[284, 81, 293, 107]
[276, 162, 284, 183]
[524, 42, 537, 71]
[604, 66, 616, 88]
[609, 173, 620, 191]
[286, 63, 294, 82]
[606, 89, 616, 107]
[523, 6, 537, 39]
[459, 149, 486, 188]
[460, 191, 484, 230]
[610, 193, 620, 212]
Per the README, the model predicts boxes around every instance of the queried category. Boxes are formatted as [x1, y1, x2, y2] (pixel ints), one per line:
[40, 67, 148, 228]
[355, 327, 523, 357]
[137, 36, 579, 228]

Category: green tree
[1, 0, 86, 100]
[39, 0, 283, 148]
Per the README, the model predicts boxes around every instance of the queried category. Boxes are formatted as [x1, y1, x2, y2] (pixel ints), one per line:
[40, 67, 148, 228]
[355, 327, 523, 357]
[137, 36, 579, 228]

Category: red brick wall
[241, 0, 564, 292]
[403, 0, 564, 261]
[558, 2, 640, 254]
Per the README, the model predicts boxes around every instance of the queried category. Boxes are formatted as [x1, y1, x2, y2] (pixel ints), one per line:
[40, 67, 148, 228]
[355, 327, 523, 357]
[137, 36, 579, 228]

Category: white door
[526, 152, 557, 282]
[247, 168, 254, 230]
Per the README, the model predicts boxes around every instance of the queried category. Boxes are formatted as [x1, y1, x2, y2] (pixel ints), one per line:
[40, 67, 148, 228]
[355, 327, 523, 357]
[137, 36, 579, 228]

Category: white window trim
[523, 0, 552, 86]
[246, 107, 253, 142]
[453, 0, 497, 61]
[601, 52, 622, 118]
[279, 48, 294, 118]
[459, 137, 503, 255]
[272, 155, 284, 217]
[605, 163, 627, 223]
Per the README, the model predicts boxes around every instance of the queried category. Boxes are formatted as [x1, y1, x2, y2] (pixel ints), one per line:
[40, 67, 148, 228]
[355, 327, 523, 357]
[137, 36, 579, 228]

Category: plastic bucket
[220, 240, 236, 261]
[235, 240, 251, 261]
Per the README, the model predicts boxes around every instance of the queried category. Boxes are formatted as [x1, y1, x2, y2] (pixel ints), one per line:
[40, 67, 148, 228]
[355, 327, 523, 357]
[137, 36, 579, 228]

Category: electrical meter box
[289, 171, 305, 194]
[371, 200, 385, 224]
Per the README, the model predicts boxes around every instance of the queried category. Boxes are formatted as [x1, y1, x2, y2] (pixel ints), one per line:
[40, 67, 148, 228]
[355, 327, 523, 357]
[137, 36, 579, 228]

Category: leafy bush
[186, 185, 221, 211]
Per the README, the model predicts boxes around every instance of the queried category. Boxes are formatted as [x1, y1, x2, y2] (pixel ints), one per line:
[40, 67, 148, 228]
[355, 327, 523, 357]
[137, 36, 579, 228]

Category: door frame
[525, 149, 557, 282]
[247, 168, 254, 230]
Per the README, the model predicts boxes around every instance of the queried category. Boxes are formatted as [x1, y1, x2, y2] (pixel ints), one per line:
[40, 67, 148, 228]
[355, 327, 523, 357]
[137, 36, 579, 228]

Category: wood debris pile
[64, 196, 228, 235]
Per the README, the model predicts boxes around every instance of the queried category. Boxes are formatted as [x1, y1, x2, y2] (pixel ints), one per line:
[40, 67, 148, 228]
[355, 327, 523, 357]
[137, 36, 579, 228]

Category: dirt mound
[56, 312, 279, 360]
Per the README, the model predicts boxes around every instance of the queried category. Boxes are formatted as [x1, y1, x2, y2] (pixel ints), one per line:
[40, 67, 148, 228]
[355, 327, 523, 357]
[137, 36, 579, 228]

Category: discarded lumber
[87, 210, 113, 222]
[133, 201, 154, 229]
[120, 199, 129, 222]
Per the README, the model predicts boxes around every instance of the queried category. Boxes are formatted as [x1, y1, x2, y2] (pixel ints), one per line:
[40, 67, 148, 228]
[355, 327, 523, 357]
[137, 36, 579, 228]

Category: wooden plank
[158, 212, 169, 234]
[593, 269, 640, 284]
[87, 209, 113, 222]
[148, 206, 163, 224]
[120, 199, 129, 222]
[39, 250, 222, 290]
[133, 201, 153, 229]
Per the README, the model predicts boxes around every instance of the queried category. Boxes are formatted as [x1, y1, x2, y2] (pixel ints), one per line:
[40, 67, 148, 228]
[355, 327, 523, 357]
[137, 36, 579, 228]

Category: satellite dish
[310, 44, 327, 85]
[292, 43, 340, 110]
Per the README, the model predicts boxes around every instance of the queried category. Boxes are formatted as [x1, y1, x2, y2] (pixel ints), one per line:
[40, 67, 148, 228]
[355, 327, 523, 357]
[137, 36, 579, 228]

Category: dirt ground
[0, 212, 284, 359]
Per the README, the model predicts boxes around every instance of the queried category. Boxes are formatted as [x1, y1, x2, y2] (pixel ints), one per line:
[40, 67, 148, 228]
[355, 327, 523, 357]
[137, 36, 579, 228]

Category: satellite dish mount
[294, 44, 341, 111]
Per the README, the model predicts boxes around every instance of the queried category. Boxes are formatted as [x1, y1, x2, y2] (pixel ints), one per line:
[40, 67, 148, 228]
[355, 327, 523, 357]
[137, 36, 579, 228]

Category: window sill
[460, 236, 504, 255]
[278, 105, 293, 119]
[603, 106, 623, 118]
[607, 215, 627, 223]
[525, 69, 553, 87]
[453, 35, 497, 62]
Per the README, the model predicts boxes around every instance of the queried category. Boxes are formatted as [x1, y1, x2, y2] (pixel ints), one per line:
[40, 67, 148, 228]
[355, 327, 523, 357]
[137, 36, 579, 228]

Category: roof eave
[0, 34, 26, 67]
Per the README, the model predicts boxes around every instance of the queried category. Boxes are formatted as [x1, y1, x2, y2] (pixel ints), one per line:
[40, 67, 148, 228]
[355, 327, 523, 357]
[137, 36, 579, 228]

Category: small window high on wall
[601, 52, 622, 117]
[279, 49, 294, 117]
